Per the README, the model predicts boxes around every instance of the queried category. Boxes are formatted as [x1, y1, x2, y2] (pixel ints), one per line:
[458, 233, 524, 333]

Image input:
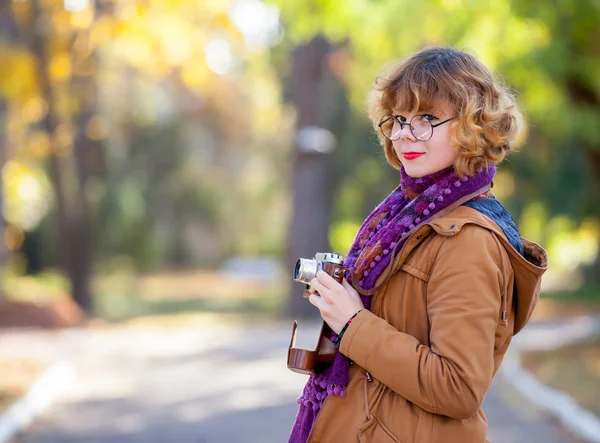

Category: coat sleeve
[339, 226, 504, 419]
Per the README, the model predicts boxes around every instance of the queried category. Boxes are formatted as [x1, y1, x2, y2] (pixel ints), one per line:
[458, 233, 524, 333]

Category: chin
[402, 165, 429, 179]
[403, 162, 453, 178]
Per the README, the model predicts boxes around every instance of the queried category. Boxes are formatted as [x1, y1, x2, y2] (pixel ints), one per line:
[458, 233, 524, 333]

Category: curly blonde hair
[367, 47, 524, 177]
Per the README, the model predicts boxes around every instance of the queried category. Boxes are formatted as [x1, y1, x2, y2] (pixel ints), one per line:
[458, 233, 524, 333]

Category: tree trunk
[30, 0, 94, 313]
[565, 77, 600, 286]
[67, 27, 103, 313]
[285, 36, 350, 318]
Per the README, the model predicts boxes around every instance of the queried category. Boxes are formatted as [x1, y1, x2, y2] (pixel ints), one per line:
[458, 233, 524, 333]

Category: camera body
[288, 252, 347, 374]
[293, 252, 345, 292]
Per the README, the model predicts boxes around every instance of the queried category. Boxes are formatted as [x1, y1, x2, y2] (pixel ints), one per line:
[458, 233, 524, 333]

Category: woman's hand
[308, 270, 365, 335]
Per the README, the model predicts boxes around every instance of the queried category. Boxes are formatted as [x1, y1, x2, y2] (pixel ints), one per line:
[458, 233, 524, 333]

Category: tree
[285, 35, 350, 317]
[1, 0, 288, 313]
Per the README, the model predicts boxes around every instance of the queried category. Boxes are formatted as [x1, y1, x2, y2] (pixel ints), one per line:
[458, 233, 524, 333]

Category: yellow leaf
[51, 8, 71, 32]
[11, 0, 33, 27]
[0, 48, 39, 102]
[27, 131, 51, 157]
[206, 0, 231, 14]
[49, 52, 72, 81]
[40, 0, 64, 8]
[180, 60, 212, 90]
[1, 160, 53, 231]
[70, 5, 94, 29]
[91, 17, 116, 46]
[21, 97, 48, 124]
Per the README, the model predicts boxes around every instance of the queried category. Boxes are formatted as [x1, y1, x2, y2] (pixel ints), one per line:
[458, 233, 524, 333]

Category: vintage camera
[293, 252, 346, 290]
[288, 252, 347, 374]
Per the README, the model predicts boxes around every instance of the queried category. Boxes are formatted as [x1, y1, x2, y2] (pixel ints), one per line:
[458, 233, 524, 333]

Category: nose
[398, 122, 416, 142]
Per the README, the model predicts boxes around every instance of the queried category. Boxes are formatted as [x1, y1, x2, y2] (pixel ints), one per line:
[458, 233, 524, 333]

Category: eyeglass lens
[380, 115, 433, 141]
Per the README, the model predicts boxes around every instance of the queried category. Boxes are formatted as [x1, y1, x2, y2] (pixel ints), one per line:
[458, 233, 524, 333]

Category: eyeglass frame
[377, 114, 456, 142]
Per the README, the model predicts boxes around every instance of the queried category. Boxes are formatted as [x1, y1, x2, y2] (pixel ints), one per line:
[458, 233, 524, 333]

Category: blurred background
[0, 0, 599, 442]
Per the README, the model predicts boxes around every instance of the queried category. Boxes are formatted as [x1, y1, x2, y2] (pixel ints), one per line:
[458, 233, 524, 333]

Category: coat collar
[429, 205, 503, 237]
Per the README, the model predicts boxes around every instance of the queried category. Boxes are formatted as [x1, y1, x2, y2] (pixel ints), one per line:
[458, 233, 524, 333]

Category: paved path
[0, 317, 583, 443]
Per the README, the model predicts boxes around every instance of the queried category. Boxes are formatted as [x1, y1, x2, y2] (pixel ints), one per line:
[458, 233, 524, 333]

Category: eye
[422, 114, 438, 121]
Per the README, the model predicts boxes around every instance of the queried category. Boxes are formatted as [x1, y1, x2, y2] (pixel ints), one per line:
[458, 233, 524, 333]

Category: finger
[309, 293, 332, 320]
[308, 292, 323, 310]
[310, 277, 329, 295]
[316, 270, 341, 291]
[311, 278, 332, 302]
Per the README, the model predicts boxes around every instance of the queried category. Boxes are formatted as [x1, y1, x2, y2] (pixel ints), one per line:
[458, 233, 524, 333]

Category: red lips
[403, 152, 425, 160]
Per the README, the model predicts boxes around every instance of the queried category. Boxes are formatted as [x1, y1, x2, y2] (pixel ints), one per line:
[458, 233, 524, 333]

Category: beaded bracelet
[335, 309, 363, 349]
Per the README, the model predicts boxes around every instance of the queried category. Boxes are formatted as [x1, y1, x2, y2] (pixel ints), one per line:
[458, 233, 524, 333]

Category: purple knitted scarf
[288, 164, 496, 443]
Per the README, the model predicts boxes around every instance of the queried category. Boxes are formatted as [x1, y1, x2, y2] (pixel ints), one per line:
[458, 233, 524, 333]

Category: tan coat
[307, 206, 548, 443]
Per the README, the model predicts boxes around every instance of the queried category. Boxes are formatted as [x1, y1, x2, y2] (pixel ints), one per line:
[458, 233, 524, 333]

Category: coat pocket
[400, 263, 430, 282]
[357, 413, 403, 443]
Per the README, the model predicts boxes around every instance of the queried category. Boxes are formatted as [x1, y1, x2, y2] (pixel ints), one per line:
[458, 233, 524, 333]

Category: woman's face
[391, 101, 459, 178]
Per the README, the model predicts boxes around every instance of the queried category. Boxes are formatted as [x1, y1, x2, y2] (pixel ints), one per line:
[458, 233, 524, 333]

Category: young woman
[288, 47, 548, 443]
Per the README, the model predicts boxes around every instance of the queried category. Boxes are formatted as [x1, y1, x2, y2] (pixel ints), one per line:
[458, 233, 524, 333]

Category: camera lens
[293, 259, 302, 281]
[293, 258, 318, 284]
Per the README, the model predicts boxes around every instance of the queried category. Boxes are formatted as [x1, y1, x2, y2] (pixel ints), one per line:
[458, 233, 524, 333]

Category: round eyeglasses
[378, 114, 455, 142]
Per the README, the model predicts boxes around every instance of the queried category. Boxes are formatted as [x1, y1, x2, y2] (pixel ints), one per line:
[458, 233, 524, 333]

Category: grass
[543, 283, 600, 306]
[0, 268, 288, 324]
[93, 289, 284, 323]
[0, 271, 71, 303]
[92, 269, 287, 323]
[521, 338, 600, 418]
